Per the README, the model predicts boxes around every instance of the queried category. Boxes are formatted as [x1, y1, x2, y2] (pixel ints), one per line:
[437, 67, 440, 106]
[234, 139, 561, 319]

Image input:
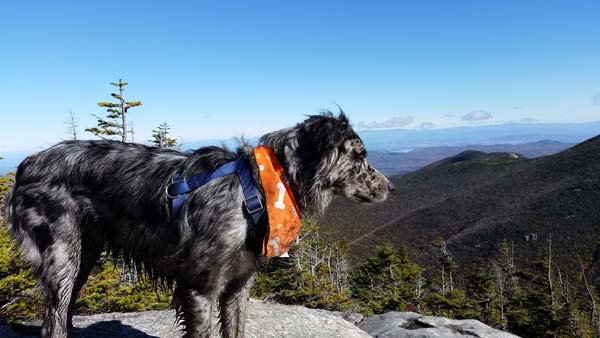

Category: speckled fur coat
[4, 112, 393, 338]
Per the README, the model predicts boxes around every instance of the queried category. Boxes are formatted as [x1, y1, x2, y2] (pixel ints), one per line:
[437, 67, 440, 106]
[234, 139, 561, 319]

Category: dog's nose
[387, 181, 395, 192]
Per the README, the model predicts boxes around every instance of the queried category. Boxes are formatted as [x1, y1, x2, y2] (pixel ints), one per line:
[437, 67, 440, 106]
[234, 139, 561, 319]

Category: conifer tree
[149, 122, 179, 149]
[423, 238, 477, 318]
[128, 122, 135, 142]
[505, 240, 574, 338]
[434, 237, 457, 295]
[64, 110, 78, 140]
[468, 260, 502, 327]
[85, 79, 141, 142]
[251, 221, 353, 312]
[351, 243, 421, 314]
[494, 239, 517, 330]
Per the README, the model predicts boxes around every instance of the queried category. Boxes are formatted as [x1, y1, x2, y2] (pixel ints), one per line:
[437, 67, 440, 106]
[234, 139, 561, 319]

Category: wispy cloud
[462, 110, 492, 121]
[520, 117, 538, 123]
[593, 93, 600, 106]
[357, 116, 414, 129]
[415, 122, 435, 130]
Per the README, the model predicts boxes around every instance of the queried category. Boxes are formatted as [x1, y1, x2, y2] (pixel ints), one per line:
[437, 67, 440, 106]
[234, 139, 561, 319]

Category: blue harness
[165, 157, 265, 225]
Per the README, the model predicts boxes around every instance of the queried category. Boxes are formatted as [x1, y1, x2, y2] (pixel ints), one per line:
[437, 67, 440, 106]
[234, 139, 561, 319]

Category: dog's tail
[2, 174, 43, 271]
[2, 175, 15, 232]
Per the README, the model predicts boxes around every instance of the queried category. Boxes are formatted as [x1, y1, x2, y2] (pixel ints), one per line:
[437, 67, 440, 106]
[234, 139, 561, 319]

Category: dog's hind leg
[174, 286, 216, 338]
[66, 230, 104, 330]
[40, 239, 81, 338]
[37, 215, 82, 338]
[218, 272, 256, 338]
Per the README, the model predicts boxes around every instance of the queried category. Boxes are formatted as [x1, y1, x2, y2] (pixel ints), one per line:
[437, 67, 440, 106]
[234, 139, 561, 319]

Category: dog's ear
[301, 112, 353, 155]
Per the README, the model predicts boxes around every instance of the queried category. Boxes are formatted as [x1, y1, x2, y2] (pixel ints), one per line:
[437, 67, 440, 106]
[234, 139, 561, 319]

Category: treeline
[252, 221, 600, 338]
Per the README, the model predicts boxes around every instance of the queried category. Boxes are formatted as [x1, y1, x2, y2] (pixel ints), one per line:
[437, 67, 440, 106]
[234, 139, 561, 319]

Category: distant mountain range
[367, 140, 573, 175]
[358, 121, 600, 151]
[1, 121, 599, 174]
[320, 133, 600, 284]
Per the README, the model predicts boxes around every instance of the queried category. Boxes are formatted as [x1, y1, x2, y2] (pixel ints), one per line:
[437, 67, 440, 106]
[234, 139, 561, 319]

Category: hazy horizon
[2, 120, 599, 174]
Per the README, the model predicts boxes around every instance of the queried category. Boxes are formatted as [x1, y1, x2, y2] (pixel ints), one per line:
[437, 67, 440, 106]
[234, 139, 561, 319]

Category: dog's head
[261, 111, 393, 214]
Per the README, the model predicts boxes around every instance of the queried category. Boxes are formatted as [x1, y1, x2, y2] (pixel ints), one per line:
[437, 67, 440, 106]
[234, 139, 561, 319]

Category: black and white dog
[5, 112, 393, 338]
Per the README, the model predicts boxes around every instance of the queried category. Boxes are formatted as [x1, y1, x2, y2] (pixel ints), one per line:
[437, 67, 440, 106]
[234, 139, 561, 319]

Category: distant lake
[388, 149, 414, 153]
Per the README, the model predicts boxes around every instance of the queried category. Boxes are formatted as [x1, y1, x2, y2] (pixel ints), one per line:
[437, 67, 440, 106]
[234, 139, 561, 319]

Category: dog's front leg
[175, 287, 215, 338]
[218, 273, 256, 338]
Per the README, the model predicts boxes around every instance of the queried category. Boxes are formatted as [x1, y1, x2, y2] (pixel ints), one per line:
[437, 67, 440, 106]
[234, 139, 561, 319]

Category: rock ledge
[358, 311, 520, 338]
[1, 300, 520, 338]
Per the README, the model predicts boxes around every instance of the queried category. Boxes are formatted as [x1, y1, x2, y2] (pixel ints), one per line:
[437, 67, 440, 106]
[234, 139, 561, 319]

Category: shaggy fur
[4, 112, 393, 338]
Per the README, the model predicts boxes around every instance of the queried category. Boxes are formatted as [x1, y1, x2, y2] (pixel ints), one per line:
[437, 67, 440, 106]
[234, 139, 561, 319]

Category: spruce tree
[505, 240, 573, 338]
[64, 110, 78, 140]
[495, 239, 517, 330]
[435, 238, 458, 294]
[85, 79, 141, 142]
[351, 243, 421, 314]
[467, 260, 502, 327]
[423, 238, 477, 318]
[251, 221, 353, 312]
[149, 122, 179, 149]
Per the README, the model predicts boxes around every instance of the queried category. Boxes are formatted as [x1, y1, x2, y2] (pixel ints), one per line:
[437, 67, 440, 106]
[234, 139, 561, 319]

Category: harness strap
[166, 157, 264, 224]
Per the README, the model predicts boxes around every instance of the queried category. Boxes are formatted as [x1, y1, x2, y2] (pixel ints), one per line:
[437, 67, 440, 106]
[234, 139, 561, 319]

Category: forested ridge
[322, 135, 600, 278]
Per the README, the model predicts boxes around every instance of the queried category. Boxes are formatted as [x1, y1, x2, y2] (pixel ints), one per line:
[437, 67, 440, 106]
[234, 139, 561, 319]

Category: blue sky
[1, 0, 599, 152]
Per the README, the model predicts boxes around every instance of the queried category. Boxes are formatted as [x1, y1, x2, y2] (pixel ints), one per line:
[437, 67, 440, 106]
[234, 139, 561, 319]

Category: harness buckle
[244, 194, 264, 215]
[165, 183, 180, 199]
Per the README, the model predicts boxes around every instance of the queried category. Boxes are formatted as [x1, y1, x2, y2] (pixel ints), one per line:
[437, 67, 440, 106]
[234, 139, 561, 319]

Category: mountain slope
[367, 140, 572, 175]
[321, 135, 600, 277]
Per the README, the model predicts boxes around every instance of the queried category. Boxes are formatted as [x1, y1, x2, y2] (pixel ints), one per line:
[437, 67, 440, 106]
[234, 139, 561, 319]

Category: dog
[4, 112, 393, 338]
